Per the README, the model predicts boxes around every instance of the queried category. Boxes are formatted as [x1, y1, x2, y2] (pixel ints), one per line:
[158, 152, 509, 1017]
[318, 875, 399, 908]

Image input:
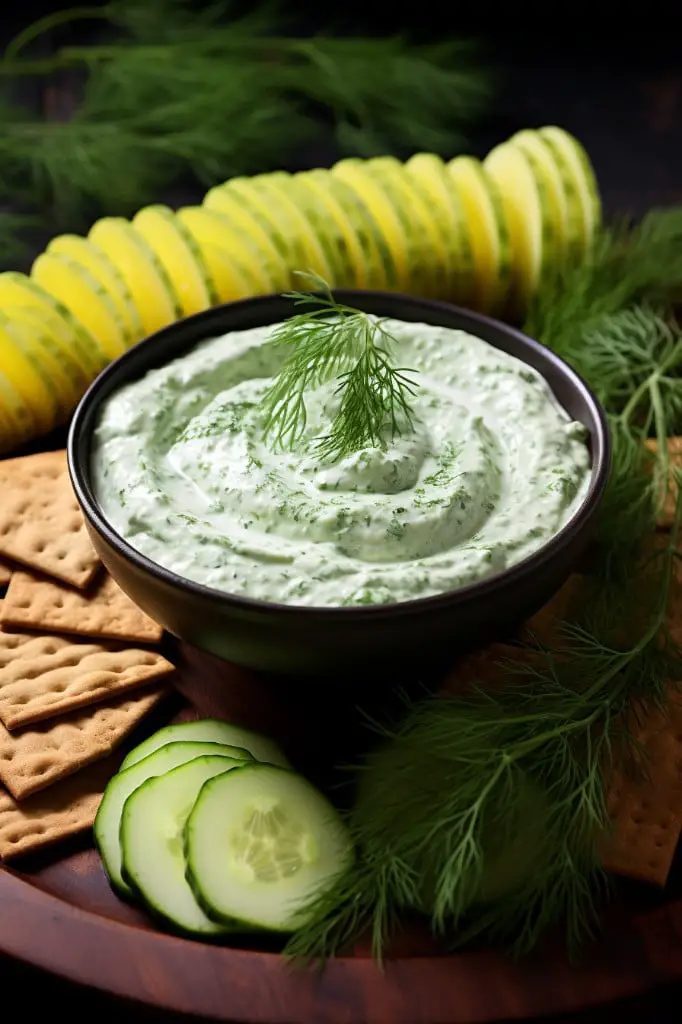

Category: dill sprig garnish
[286, 212, 682, 963]
[0, 1, 491, 225]
[261, 275, 418, 461]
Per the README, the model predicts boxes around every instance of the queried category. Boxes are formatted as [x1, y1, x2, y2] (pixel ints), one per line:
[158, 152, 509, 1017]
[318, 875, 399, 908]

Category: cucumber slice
[186, 764, 353, 932]
[95, 739, 252, 898]
[120, 718, 288, 771]
[121, 754, 241, 935]
[539, 126, 602, 254]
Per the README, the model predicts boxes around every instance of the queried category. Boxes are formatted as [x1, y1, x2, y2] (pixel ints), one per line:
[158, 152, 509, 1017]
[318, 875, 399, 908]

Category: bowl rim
[68, 291, 611, 622]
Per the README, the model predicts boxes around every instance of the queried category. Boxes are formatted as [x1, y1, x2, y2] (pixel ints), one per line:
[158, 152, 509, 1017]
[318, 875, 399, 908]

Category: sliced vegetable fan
[0, 125, 601, 454]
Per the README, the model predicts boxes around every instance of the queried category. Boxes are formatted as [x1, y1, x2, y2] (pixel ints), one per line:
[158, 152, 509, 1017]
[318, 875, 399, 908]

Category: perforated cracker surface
[1, 569, 163, 643]
[0, 756, 117, 860]
[0, 451, 99, 588]
[0, 685, 168, 799]
[0, 613, 174, 728]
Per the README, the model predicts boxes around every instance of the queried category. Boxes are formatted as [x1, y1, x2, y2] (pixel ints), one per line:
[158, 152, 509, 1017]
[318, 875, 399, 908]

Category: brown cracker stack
[0, 450, 100, 588]
[0, 755, 120, 861]
[1, 569, 164, 644]
[0, 685, 168, 800]
[0, 609, 174, 729]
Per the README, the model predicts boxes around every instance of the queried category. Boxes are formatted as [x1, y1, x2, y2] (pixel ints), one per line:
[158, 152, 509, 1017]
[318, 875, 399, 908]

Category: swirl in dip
[92, 318, 591, 607]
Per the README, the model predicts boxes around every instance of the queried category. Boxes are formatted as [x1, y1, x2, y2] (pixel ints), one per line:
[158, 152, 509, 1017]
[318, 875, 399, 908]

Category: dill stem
[619, 340, 682, 425]
[3, 6, 112, 62]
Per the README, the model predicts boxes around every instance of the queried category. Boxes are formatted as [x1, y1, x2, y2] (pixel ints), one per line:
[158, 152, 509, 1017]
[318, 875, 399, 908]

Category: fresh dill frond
[261, 274, 418, 461]
[0, 1, 491, 223]
[286, 502, 682, 962]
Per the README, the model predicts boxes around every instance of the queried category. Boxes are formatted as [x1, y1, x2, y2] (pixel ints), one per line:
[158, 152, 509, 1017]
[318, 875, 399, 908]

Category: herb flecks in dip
[93, 319, 591, 607]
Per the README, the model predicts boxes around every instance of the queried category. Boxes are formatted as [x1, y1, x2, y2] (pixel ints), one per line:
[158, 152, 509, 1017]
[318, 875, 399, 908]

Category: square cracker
[601, 689, 682, 886]
[0, 755, 118, 860]
[0, 609, 174, 729]
[0, 685, 168, 800]
[0, 558, 11, 587]
[0, 450, 100, 589]
[1, 569, 163, 644]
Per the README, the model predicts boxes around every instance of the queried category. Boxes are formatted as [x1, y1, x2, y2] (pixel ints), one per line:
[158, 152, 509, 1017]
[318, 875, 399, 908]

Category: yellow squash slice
[277, 173, 356, 287]
[88, 218, 180, 337]
[31, 252, 129, 360]
[406, 153, 476, 306]
[0, 272, 107, 376]
[484, 142, 558, 313]
[1, 306, 88, 411]
[367, 156, 446, 298]
[296, 170, 373, 288]
[332, 159, 406, 290]
[133, 205, 216, 315]
[0, 324, 59, 434]
[247, 173, 334, 282]
[176, 207, 270, 298]
[46, 234, 143, 341]
[219, 178, 308, 277]
[0, 370, 34, 452]
[539, 126, 602, 255]
[202, 185, 290, 289]
[447, 156, 511, 314]
[509, 130, 581, 264]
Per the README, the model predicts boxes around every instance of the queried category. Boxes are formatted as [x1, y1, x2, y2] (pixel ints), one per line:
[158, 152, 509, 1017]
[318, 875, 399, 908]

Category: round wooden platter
[0, 640, 681, 1022]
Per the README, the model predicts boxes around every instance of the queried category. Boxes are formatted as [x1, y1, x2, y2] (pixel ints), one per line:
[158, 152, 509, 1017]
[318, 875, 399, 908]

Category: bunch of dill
[285, 208, 682, 963]
[0, 0, 492, 230]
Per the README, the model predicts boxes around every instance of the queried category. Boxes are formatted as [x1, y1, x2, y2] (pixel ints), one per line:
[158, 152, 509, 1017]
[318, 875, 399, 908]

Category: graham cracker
[0, 755, 118, 860]
[0, 685, 168, 800]
[1, 569, 163, 644]
[0, 609, 174, 729]
[602, 688, 682, 886]
[0, 450, 100, 589]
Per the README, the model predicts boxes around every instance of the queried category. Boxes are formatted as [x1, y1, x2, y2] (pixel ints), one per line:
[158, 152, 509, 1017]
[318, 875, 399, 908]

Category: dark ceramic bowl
[68, 292, 610, 679]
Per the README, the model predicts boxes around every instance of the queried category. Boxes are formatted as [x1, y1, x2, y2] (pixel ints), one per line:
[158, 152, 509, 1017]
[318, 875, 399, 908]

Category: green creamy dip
[92, 318, 591, 607]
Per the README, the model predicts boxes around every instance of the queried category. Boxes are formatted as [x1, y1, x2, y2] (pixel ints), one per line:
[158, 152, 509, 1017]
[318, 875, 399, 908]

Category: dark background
[1, 2, 681, 1020]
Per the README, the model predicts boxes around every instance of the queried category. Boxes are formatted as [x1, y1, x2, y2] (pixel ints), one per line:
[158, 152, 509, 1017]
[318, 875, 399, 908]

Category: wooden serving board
[2, 430, 682, 1021]
[0, 635, 680, 1023]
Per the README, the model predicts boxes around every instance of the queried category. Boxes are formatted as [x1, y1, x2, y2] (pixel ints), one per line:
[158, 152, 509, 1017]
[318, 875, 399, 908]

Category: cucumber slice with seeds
[95, 739, 253, 898]
[121, 718, 288, 771]
[120, 754, 242, 935]
[186, 763, 353, 932]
